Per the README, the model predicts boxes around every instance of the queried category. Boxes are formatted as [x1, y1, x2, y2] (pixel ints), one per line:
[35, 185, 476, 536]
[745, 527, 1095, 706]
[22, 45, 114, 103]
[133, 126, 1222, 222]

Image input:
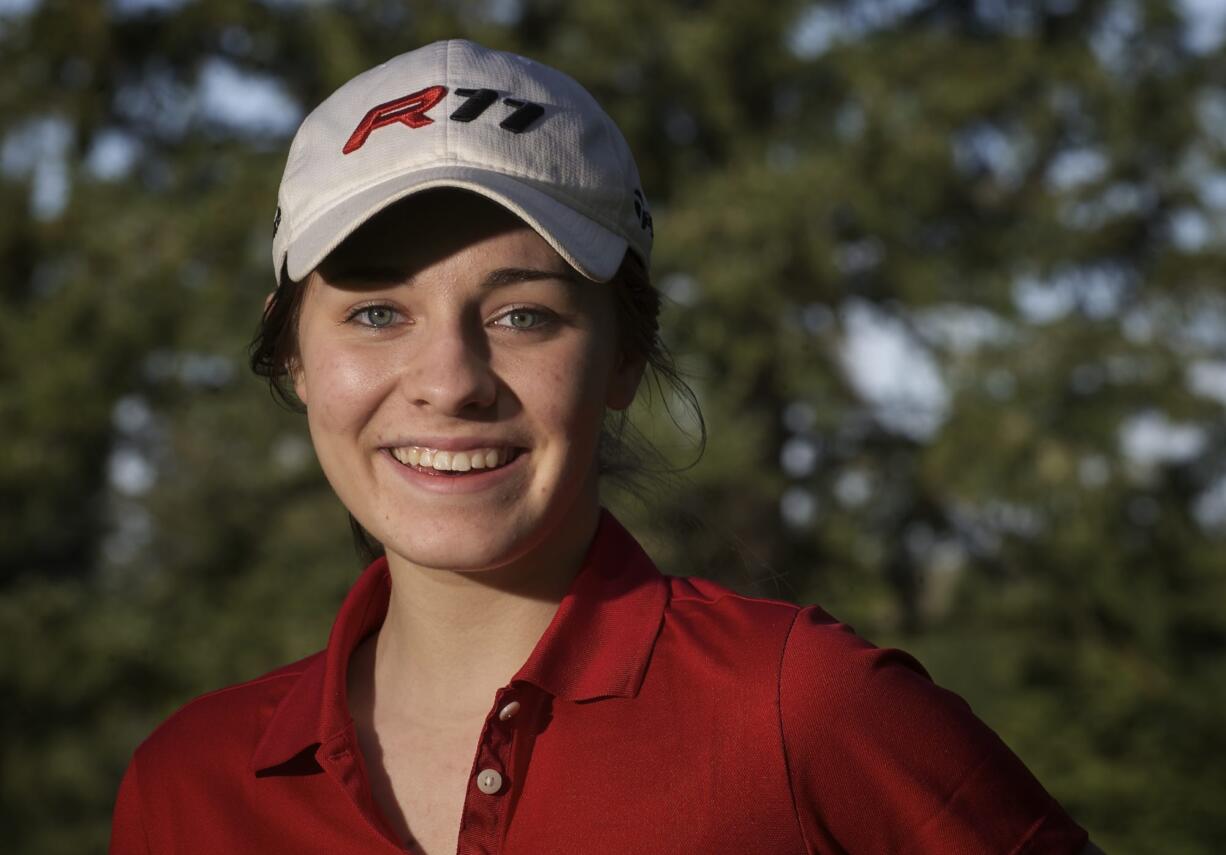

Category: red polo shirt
[110, 509, 1088, 854]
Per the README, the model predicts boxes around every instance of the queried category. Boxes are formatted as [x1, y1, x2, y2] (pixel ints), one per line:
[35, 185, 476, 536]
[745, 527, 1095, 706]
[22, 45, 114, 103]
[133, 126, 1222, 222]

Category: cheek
[516, 342, 613, 444]
[301, 346, 392, 440]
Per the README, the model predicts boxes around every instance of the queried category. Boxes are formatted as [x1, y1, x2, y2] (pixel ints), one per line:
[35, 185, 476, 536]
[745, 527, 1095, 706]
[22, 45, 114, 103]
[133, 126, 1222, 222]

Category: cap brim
[282, 165, 629, 283]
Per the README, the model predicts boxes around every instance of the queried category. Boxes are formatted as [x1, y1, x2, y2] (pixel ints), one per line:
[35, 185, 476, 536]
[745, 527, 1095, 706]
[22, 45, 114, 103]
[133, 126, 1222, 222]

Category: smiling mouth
[387, 446, 525, 476]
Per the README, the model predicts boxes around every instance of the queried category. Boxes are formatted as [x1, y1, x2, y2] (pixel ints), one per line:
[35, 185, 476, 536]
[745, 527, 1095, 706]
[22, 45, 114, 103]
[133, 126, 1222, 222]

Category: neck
[363, 502, 601, 721]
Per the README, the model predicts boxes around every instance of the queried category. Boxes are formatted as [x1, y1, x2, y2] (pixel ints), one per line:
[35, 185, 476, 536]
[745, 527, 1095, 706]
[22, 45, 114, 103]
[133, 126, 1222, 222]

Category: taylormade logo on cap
[272, 39, 652, 284]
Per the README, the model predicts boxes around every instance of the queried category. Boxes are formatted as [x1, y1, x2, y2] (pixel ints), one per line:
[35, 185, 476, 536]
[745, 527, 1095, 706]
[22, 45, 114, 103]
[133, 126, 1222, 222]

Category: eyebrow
[482, 266, 584, 289]
[329, 264, 583, 289]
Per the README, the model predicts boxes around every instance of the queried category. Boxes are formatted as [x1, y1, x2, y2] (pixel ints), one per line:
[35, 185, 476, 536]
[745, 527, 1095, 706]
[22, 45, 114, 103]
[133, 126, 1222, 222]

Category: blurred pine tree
[2, 0, 1223, 851]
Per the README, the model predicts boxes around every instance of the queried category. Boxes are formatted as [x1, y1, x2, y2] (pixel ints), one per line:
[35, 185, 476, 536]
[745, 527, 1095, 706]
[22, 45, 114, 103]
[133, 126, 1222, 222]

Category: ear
[605, 350, 647, 411]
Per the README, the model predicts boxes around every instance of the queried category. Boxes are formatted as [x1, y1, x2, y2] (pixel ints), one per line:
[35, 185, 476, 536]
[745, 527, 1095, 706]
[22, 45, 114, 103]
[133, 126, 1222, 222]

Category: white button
[498, 700, 521, 721]
[476, 769, 503, 795]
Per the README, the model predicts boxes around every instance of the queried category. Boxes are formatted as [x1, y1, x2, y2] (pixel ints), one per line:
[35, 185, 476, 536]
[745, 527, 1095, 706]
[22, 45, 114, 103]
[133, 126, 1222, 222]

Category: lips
[380, 444, 529, 494]
[389, 446, 524, 476]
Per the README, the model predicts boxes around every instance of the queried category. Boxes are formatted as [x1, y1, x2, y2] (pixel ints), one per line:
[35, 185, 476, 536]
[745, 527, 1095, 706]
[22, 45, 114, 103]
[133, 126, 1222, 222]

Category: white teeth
[389, 445, 517, 472]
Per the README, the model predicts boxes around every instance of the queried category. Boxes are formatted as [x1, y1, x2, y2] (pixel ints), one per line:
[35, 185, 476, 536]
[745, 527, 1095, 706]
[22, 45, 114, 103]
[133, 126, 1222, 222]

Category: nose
[400, 317, 497, 414]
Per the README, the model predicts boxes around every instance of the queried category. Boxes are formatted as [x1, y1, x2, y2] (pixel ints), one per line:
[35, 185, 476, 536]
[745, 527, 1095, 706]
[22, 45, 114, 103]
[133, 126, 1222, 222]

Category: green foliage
[3, 0, 1225, 851]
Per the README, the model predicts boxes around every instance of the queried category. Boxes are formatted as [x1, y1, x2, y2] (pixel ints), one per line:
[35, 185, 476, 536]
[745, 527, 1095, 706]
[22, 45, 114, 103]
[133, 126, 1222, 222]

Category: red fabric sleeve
[779, 606, 1089, 855]
[109, 755, 153, 855]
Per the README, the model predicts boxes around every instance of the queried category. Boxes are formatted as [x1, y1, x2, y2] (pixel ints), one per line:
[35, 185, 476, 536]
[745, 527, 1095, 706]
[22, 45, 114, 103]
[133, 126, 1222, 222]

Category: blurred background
[3, 0, 1225, 851]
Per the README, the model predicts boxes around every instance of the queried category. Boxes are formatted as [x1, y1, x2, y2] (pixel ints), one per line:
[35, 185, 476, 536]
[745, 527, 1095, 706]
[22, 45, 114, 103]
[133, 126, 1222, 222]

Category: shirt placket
[455, 684, 534, 855]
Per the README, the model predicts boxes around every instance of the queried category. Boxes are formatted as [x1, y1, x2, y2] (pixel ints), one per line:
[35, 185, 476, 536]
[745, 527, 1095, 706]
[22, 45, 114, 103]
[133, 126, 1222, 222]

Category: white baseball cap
[271, 39, 653, 284]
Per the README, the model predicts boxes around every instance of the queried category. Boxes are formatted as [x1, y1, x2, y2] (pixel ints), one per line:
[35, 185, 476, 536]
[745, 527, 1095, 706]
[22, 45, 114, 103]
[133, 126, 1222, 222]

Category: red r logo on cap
[342, 85, 448, 154]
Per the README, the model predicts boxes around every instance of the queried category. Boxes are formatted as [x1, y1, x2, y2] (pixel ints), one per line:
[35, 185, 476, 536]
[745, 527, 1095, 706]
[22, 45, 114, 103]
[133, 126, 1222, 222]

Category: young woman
[110, 39, 1100, 854]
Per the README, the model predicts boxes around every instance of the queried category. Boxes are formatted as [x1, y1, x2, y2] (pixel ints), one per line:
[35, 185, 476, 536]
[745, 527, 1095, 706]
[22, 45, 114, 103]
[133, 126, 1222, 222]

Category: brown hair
[250, 248, 705, 563]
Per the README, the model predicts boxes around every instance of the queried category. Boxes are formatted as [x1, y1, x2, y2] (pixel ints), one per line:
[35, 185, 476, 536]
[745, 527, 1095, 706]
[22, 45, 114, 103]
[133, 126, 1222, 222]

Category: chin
[387, 536, 519, 573]
[372, 510, 543, 573]
[341, 459, 599, 573]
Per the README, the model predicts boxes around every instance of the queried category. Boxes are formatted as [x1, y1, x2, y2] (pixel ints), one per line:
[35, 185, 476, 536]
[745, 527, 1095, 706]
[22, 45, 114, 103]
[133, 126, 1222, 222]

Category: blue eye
[349, 305, 399, 328]
[496, 308, 552, 330]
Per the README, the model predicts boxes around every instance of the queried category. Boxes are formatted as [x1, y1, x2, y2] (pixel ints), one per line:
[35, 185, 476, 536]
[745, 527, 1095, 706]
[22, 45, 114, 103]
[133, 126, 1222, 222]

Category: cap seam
[444, 39, 454, 161]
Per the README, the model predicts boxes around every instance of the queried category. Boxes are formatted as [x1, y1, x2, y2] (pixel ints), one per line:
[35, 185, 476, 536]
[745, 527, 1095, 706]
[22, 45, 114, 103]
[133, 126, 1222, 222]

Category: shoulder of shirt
[665, 573, 931, 690]
[666, 573, 857, 641]
[131, 649, 322, 764]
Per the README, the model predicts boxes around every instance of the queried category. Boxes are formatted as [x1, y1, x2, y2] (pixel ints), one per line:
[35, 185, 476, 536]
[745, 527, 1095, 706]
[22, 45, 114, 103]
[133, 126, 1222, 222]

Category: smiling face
[291, 191, 643, 578]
